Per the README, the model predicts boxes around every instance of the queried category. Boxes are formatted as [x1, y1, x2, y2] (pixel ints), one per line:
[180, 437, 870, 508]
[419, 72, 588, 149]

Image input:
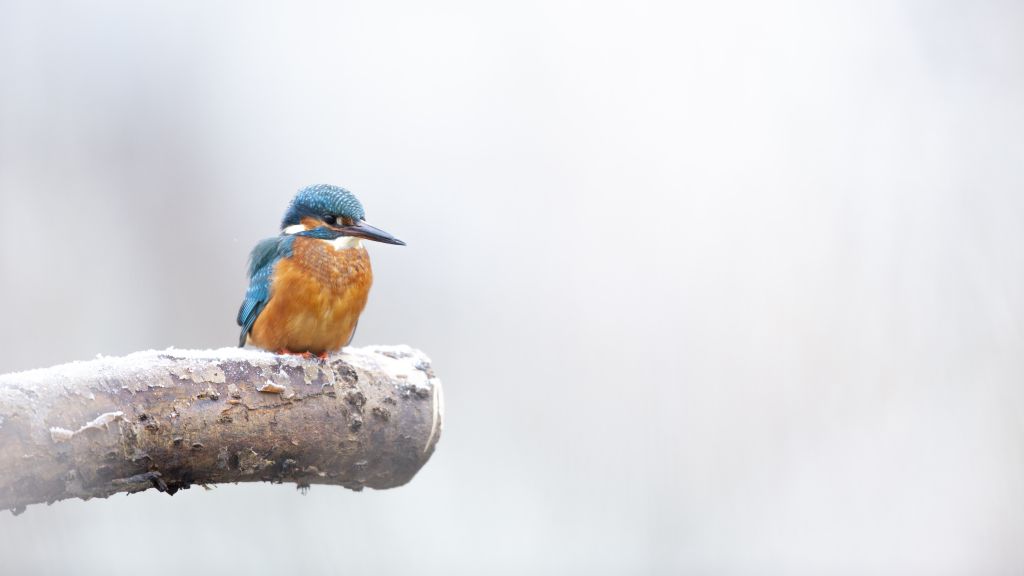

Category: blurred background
[1, 1, 1023, 574]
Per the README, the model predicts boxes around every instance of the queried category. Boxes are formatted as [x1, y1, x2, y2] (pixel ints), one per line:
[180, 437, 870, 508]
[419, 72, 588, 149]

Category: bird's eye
[323, 215, 338, 226]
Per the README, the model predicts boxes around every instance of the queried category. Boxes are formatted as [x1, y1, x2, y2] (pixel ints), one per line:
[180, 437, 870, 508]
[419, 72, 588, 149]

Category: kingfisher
[237, 184, 405, 358]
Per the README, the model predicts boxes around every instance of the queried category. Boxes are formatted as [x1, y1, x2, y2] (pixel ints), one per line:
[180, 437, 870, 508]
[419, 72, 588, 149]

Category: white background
[1, 1, 1022, 574]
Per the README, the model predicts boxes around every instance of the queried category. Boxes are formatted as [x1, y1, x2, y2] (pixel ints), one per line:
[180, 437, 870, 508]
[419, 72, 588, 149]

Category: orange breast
[249, 237, 373, 355]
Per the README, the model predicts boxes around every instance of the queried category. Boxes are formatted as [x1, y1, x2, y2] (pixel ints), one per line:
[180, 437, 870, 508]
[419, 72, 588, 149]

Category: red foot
[276, 349, 330, 363]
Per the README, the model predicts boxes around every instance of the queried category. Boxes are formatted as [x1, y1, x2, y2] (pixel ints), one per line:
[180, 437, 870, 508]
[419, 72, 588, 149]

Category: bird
[237, 184, 405, 358]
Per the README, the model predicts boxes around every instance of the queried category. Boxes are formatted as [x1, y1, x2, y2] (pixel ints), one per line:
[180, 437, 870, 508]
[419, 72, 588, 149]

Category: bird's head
[281, 184, 405, 246]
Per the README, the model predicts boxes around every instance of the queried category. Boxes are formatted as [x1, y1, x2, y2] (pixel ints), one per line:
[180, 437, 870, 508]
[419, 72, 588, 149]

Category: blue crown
[281, 184, 366, 228]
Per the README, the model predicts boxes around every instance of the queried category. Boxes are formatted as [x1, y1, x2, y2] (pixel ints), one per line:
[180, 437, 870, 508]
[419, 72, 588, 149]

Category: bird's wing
[237, 236, 295, 347]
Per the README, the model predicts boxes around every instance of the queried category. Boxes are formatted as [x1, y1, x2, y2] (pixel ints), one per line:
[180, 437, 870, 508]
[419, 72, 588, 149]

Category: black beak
[340, 220, 406, 245]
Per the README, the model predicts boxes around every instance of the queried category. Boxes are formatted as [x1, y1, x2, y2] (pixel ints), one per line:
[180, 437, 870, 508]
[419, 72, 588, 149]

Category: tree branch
[0, 345, 443, 514]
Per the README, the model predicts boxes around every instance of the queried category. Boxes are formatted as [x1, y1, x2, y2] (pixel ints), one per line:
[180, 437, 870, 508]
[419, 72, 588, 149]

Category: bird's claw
[276, 349, 330, 363]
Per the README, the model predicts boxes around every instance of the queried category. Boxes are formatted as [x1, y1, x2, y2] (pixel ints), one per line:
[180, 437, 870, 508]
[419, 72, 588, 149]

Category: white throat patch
[283, 224, 362, 250]
[327, 236, 363, 250]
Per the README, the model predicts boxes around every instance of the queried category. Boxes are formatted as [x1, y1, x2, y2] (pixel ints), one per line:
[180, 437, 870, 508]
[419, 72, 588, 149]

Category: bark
[0, 345, 443, 514]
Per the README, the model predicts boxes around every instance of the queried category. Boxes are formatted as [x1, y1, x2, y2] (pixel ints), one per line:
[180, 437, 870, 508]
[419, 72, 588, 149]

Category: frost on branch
[0, 345, 443, 515]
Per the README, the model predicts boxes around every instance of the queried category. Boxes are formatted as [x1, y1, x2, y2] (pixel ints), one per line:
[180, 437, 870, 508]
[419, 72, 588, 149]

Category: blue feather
[281, 184, 366, 228]
[237, 235, 295, 347]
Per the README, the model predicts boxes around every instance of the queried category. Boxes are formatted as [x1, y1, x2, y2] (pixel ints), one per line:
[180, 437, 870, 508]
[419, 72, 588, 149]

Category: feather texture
[237, 236, 295, 347]
[245, 237, 373, 354]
